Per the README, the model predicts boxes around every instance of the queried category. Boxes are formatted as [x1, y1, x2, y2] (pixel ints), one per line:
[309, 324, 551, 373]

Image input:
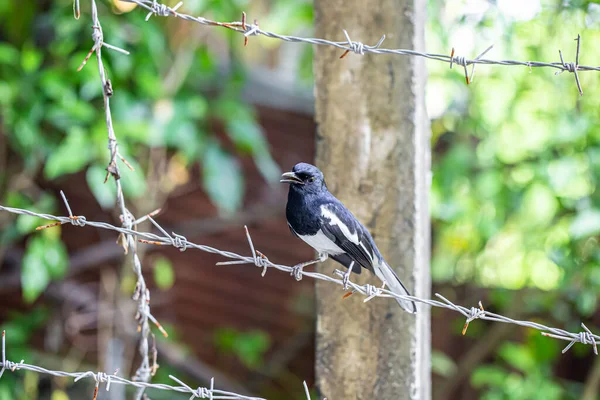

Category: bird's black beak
[280, 171, 304, 185]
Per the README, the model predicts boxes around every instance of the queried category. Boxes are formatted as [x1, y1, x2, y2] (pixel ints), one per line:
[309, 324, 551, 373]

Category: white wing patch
[320, 205, 359, 245]
[299, 230, 344, 255]
[359, 242, 374, 262]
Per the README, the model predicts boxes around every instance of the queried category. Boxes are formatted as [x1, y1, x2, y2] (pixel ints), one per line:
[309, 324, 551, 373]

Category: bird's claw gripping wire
[342, 262, 354, 291]
[290, 254, 328, 281]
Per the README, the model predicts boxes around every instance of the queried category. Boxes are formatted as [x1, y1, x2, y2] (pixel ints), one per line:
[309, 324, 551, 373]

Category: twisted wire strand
[77, 1, 156, 397]
[123, 0, 595, 93]
[3, 2, 596, 398]
[0, 201, 597, 356]
[0, 331, 263, 400]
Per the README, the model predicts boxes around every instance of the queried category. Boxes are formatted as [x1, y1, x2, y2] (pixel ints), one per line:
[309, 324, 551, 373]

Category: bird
[280, 162, 417, 314]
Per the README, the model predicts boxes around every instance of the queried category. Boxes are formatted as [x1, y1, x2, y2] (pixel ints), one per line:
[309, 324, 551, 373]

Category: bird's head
[280, 163, 327, 194]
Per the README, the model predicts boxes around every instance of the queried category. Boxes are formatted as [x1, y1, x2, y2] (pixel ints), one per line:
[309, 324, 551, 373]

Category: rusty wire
[0, 198, 598, 357]
[125, 0, 593, 94]
[0, 330, 263, 400]
[0, 1, 597, 399]
[75, 1, 154, 398]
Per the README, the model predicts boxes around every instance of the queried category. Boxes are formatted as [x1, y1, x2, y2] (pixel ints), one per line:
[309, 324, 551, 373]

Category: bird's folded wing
[320, 203, 375, 272]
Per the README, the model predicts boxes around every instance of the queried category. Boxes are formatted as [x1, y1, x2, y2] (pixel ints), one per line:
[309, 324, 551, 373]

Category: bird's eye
[308, 177, 315, 182]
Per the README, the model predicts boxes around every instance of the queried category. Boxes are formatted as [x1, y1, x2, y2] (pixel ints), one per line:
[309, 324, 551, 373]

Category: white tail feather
[374, 261, 417, 314]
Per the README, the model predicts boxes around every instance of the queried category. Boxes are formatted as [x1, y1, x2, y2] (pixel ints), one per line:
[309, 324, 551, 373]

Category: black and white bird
[281, 162, 417, 314]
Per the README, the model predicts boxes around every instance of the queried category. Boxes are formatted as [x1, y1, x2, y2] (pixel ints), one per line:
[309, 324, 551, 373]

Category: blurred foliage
[153, 255, 175, 290]
[469, 339, 569, 399]
[431, 350, 458, 378]
[213, 327, 271, 369]
[428, 0, 600, 398]
[0, 0, 307, 397]
[21, 230, 69, 303]
[3, 0, 600, 399]
[0, 309, 48, 400]
[0, 0, 285, 301]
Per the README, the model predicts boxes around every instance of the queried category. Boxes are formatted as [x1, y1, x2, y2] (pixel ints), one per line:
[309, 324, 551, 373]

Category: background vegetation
[2, 0, 600, 398]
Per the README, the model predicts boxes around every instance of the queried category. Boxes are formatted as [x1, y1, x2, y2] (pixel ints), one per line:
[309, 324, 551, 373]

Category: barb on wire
[436, 294, 485, 335]
[121, 0, 598, 94]
[451, 45, 494, 84]
[556, 34, 583, 95]
[76, 14, 129, 72]
[303, 381, 311, 400]
[145, 0, 183, 20]
[73, 0, 80, 19]
[74, 1, 156, 398]
[0, 330, 263, 400]
[1, 202, 600, 356]
[543, 323, 598, 355]
[339, 30, 385, 59]
[303, 381, 327, 400]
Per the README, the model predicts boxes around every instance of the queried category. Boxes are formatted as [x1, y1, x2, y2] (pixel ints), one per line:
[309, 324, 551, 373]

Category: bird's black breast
[285, 186, 323, 236]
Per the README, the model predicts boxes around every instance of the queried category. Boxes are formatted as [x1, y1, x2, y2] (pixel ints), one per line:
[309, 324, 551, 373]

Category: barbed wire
[303, 381, 324, 400]
[4, 1, 597, 398]
[75, 1, 158, 398]
[0, 331, 264, 400]
[121, 0, 596, 95]
[0, 196, 598, 357]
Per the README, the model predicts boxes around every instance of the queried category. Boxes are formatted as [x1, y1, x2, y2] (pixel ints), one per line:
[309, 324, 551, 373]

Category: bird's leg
[290, 253, 328, 281]
[342, 261, 354, 291]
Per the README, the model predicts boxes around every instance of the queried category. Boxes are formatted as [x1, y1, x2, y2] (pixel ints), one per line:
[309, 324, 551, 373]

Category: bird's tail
[377, 261, 417, 314]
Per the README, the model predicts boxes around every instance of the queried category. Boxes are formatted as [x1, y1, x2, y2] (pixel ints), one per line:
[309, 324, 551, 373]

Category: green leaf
[5, 192, 33, 208]
[21, 235, 69, 302]
[86, 164, 117, 209]
[43, 238, 69, 279]
[213, 328, 270, 368]
[12, 192, 57, 235]
[527, 328, 560, 363]
[0, 383, 13, 400]
[22, 240, 50, 303]
[214, 327, 237, 352]
[164, 118, 202, 158]
[184, 97, 208, 120]
[471, 365, 507, 388]
[214, 98, 279, 183]
[16, 214, 45, 234]
[44, 127, 92, 179]
[225, 119, 281, 182]
[519, 183, 557, 226]
[431, 350, 457, 377]
[235, 330, 270, 368]
[226, 118, 264, 153]
[498, 342, 536, 372]
[153, 257, 175, 290]
[12, 119, 40, 155]
[20, 43, 43, 73]
[263, 0, 313, 35]
[0, 43, 19, 66]
[202, 143, 244, 214]
[39, 69, 72, 101]
[0, 81, 14, 108]
[253, 152, 281, 184]
[576, 289, 597, 316]
[298, 42, 313, 82]
[0, 308, 49, 344]
[51, 390, 70, 400]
